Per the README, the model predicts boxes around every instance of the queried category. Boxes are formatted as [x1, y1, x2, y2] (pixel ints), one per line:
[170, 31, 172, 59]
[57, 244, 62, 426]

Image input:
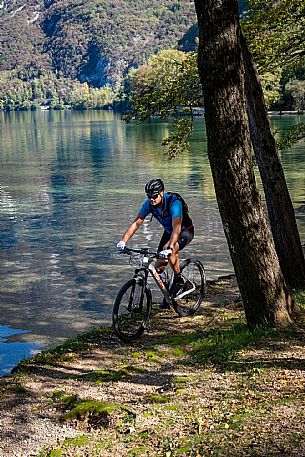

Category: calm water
[0, 110, 305, 375]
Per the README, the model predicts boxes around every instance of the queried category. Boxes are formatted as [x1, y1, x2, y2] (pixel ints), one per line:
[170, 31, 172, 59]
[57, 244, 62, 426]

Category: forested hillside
[2, 0, 302, 112]
[0, 0, 196, 86]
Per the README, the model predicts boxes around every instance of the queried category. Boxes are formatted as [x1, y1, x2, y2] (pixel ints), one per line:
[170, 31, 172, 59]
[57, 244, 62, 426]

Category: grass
[5, 279, 305, 457]
[145, 394, 171, 404]
[52, 390, 118, 422]
[189, 323, 268, 366]
[63, 399, 117, 421]
[37, 436, 91, 457]
[79, 368, 129, 383]
[14, 327, 113, 370]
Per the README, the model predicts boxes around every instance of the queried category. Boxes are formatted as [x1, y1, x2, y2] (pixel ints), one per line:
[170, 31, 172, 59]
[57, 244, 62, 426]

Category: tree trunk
[194, 0, 293, 329]
[241, 32, 305, 290]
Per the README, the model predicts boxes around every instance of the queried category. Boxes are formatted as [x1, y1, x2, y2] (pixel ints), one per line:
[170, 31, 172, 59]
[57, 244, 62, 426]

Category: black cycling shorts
[157, 226, 194, 252]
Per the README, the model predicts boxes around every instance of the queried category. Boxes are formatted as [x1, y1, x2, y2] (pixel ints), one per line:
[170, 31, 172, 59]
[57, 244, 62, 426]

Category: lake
[0, 110, 304, 375]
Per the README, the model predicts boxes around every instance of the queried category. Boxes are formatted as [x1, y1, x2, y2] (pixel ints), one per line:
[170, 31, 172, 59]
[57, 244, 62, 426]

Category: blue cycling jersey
[138, 193, 183, 234]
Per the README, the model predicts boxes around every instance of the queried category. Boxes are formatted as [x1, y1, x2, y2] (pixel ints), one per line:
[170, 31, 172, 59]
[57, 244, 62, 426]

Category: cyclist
[116, 178, 194, 308]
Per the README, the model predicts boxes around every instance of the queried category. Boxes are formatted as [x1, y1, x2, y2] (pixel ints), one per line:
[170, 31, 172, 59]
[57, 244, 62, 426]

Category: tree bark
[194, 0, 293, 329]
[241, 32, 305, 290]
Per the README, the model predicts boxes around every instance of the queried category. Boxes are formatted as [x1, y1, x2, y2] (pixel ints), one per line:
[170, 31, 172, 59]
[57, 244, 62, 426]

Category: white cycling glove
[117, 241, 126, 252]
[159, 248, 172, 259]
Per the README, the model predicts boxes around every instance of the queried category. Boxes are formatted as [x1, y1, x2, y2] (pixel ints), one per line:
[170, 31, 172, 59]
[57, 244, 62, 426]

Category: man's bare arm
[121, 215, 144, 243]
[169, 217, 182, 250]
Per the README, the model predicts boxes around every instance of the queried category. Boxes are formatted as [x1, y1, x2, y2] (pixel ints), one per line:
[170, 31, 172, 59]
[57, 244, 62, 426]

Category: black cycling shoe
[169, 275, 185, 296]
[159, 298, 171, 310]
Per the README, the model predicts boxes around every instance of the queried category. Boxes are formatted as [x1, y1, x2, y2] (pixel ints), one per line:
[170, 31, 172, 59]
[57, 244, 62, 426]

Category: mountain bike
[112, 247, 206, 342]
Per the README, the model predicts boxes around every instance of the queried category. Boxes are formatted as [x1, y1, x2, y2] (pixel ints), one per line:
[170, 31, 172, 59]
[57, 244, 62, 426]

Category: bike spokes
[173, 260, 205, 317]
[113, 279, 151, 341]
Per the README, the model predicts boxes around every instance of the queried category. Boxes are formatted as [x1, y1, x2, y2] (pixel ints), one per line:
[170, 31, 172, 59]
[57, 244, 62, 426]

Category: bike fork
[129, 272, 146, 311]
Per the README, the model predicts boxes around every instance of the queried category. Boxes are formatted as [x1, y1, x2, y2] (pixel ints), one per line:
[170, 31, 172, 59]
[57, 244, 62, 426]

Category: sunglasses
[147, 193, 159, 200]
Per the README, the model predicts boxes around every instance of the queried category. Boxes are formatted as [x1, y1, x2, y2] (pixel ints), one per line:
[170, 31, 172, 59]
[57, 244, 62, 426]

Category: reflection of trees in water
[269, 115, 305, 204]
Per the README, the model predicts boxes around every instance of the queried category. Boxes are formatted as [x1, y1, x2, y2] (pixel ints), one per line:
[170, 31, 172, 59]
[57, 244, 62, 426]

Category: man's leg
[156, 232, 172, 309]
[155, 231, 170, 273]
[168, 227, 195, 293]
[167, 241, 180, 275]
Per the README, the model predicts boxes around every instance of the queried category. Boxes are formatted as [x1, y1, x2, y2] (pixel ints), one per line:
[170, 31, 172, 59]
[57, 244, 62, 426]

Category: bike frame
[131, 251, 196, 304]
[133, 254, 173, 305]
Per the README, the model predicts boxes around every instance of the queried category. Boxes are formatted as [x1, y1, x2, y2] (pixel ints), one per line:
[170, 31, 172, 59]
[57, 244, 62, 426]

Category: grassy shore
[0, 277, 305, 457]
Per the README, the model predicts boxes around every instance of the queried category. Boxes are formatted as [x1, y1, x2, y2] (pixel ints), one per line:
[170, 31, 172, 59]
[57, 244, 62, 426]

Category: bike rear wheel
[112, 278, 152, 342]
[173, 259, 206, 317]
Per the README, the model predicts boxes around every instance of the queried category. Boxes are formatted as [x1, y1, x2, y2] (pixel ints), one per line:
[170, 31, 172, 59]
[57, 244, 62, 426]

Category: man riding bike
[116, 179, 194, 308]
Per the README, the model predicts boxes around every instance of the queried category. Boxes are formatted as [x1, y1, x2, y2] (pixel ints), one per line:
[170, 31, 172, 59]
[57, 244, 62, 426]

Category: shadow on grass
[2, 302, 305, 456]
[13, 309, 305, 378]
[184, 323, 305, 372]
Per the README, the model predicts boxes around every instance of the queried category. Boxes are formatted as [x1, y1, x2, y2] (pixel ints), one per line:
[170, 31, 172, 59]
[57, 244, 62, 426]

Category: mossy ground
[1, 277, 305, 457]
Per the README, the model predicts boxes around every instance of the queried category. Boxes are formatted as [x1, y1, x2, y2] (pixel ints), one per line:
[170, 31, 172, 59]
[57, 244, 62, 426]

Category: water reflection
[0, 111, 304, 374]
[0, 325, 40, 376]
[269, 115, 305, 237]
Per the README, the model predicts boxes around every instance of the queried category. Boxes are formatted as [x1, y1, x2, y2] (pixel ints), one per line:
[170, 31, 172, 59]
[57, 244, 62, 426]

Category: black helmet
[145, 179, 164, 195]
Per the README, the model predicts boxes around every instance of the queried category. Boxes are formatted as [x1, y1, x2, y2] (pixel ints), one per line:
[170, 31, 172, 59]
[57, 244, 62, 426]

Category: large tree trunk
[241, 33, 305, 290]
[194, 0, 293, 329]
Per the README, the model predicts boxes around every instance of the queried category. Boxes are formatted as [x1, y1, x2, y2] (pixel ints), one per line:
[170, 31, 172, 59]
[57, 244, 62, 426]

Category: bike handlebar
[121, 247, 161, 258]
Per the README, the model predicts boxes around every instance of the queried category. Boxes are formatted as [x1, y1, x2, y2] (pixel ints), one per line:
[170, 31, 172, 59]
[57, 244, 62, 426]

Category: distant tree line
[0, 0, 304, 112]
[0, 70, 115, 111]
[0, 52, 304, 112]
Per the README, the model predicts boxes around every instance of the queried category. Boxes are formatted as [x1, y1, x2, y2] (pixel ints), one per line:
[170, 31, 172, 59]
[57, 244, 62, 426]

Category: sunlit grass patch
[49, 450, 62, 457]
[145, 394, 171, 404]
[63, 399, 117, 422]
[79, 368, 129, 383]
[144, 348, 167, 363]
[62, 435, 90, 447]
[175, 376, 191, 384]
[190, 324, 267, 365]
[52, 390, 117, 424]
[172, 347, 185, 356]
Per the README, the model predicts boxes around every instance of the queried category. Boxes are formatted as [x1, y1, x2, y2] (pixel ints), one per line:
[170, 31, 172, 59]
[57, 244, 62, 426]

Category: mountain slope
[0, 0, 197, 86]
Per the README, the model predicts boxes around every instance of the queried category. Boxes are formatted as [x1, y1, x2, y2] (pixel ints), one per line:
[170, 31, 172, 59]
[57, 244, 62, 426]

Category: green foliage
[2, 0, 304, 117]
[0, 7, 49, 73]
[0, 0, 196, 87]
[0, 71, 115, 111]
[126, 1, 305, 156]
[162, 118, 193, 158]
[129, 49, 202, 119]
[259, 70, 282, 109]
[145, 394, 171, 404]
[62, 436, 90, 447]
[126, 49, 202, 156]
[293, 290, 305, 308]
[285, 80, 305, 111]
[276, 123, 305, 150]
[242, 0, 305, 73]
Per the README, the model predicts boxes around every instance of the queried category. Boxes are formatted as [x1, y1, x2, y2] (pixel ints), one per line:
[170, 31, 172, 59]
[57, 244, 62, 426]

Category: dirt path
[0, 277, 305, 457]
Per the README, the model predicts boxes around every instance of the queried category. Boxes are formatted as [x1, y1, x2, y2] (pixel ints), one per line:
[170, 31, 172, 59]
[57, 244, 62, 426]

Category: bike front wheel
[112, 279, 152, 342]
[173, 259, 206, 317]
